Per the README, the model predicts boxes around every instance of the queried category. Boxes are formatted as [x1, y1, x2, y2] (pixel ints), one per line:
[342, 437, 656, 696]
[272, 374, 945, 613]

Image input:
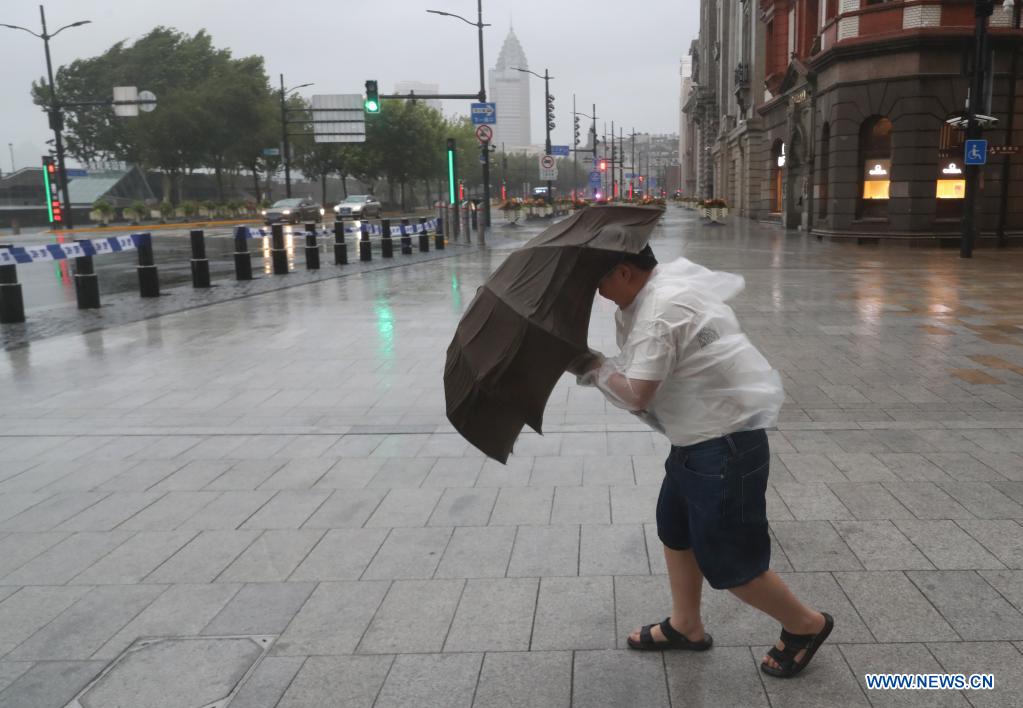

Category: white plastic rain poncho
[579, 257, 784, 446]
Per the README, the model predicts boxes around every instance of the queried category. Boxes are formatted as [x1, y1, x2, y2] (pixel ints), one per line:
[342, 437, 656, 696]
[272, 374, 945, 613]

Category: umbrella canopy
[445, 205, 664, 462]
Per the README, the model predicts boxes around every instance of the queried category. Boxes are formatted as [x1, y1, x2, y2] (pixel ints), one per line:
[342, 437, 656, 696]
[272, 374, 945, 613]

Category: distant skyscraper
[488, 27, 531, 150]
[393, 82, 443, 113]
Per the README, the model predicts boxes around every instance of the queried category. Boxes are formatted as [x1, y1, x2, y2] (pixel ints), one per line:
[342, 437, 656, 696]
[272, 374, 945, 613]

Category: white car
[334, 195, 382, 219]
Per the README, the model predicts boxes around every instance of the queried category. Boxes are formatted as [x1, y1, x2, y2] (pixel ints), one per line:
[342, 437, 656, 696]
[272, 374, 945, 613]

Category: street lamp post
[513, 67, 554, 202]
[573, 104, 598, 198]
[2, 5, 91, 229]
[427, 2, 492, 238]
[996, 0, 1021, 247]
[279, 75, 313, 199]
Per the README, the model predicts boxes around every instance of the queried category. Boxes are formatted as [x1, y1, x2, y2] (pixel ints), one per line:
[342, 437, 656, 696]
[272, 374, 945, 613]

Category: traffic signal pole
[961, 0, 995, 259]
[40, 7, 73, 229]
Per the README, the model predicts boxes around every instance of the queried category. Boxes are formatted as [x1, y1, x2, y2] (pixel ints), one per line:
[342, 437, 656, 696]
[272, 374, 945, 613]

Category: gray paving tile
[572, 649, 669, 708]
[906, 570, 1023, 641]
[0, 660, 105, 708]
[202, 582, 316, 635]
[204, 460, 285, 491]
[582, 456, 635, 485]
[364, 488, 443, 527]
[970, 451, 1023, 481]
[956, 519, 1023, 568]
[935, 481, 1023, 519]
[91, 582, 241, 660]
[0, 492, 109, 532]
[489, 486, 553, 525]
[55, 491, 164, 532]
[893, 519, 1006, 570]
[145, 529, 260, 583]
[828, 453, 900, 482]
[274, 580, 389, 655]
[827, 483, 914, 520]
[301, 488, 386, 528]
[375, 652, 481, 708]
[428, 487, 498, 526]
[240, 490, 331, 529]
[6, 584, 166, 660]
[71, 530, 198, 584]
[0, 493, 50, 525]
[217, 529, 325, 583]
[277, 655, 393, 708]
[834, 571, 959, 642]
[257, 458, 335, 490]
[0, 532, 68, 579]
[175, 490, 275, 530]
[665, 645, 769, 707]
[422, 457, 484, 487]
[96, 460, 186, 491]
[473, 651, 572, 708]
[150, 460, 234, 491]
[612, 574, 674, 649]
[476, 457, 534, 487]
[551, 486, 610, 524]
[117, 491, 219, 530]
[876, 453, 953, 481]
[579, 524, 649, 576]
[631, 455, 667, 486]
[840, 643, 968, 707]
[507, 525, 580, 577]
[884, 483, 974, 520]
[927, 641, 1023, 707]
[833, 520, 935, 570]
[1, 531, 132, 585]
[777, 571, 877, 644]
[760, 645, 869, 706]
[780, 453, 849, 483]
[361, 526, 452, 580]
[227, 656, 305, 708]
[531, 576, 615, 650]
[434, 525, 517, 579]
[0, 663, 34, 694]
[529, 457, 583, 486]
[358, 579, 464, 654]
[770, 521, 863, 571]
[444, 577, 538, 652]
[0, 586, 92, 655]
[366, 456, 436, 488]
[979, 570, 1023, 612]
[289, 528, 389, 581]
[772, 482, 854, 520]
[609, 485, 658, 525]
[926, 453, 1008, 482]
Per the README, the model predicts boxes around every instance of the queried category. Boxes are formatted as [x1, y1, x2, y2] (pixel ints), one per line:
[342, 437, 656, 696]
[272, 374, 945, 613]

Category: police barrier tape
[0, 219, 441, 266]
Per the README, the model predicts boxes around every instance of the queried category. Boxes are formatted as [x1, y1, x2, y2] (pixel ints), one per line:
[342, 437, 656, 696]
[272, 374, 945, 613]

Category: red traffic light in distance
[599, 160, 607, 172]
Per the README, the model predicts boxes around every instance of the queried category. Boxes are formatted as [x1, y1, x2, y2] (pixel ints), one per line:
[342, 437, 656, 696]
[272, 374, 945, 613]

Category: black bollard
[190, 229, 211, 289]
[333, 220, 348, 265]
[359, 221, 372, 262]
[271, 223, 289, 274]
[380, 219, 393, 259]
[136, 232, 160, 298]
[233, 226, 253, 281]
[436, 215, 445, 250]
[400, 219, 413, 255]
[418, 217, 429, 252]
[74, 240, 101, 309]
[0, 246, 26, 324]
[304, 222, 320, 270]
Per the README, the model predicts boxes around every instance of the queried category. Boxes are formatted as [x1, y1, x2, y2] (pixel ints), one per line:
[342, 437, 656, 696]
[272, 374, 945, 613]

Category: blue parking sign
[964, 139, 988, 166]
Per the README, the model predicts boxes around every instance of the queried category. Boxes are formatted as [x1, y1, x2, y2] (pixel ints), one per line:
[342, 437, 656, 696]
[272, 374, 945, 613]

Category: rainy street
[2, 206, 1023, 706]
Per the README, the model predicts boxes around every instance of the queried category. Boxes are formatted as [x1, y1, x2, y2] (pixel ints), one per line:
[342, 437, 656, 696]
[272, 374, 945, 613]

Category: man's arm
[602, 374, 662, 411]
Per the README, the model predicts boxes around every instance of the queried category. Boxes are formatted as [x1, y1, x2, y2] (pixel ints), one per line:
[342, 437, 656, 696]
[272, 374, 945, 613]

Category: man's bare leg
[728, 570, 826, 669]
[629, 546, 706, 643]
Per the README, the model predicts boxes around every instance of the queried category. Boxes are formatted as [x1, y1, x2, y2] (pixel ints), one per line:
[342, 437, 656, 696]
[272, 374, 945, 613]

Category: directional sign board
[471, 102, 497, 125]
[311, 94, 366, 143]
[551, 145, 570, 157]
[964, 139, 988, 166]
[989, 145, 1020, 156]
[262, 148, 280, 157]
[65, 169, 89, 178]
[475, 124, 493, 143]
[589, 171, 602, 186]
[539, 154, 558, 181]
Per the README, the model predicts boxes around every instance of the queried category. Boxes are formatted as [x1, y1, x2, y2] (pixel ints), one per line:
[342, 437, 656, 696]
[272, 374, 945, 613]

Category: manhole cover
[66, 635, 274, 708]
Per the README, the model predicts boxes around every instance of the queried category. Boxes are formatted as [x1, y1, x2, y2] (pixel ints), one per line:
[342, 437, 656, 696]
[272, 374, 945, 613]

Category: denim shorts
[656, 428, 771, 589]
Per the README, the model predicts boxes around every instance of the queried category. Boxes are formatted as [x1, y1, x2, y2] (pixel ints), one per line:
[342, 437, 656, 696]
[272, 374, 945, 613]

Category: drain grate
[66, 635, 274, 708]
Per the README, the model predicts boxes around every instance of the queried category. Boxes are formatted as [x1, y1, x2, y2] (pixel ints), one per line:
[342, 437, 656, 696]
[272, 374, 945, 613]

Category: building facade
[488, 28, 532, 151]
[679, 58, 698, 195]
[685, 0, 1023, 239]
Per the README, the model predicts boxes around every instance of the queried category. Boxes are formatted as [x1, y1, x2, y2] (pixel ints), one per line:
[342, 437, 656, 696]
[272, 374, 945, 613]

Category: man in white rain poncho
[571, 246, 833, 679]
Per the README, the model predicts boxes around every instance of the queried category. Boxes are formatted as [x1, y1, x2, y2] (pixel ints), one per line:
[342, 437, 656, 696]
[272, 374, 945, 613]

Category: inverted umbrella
[444, 205, 664, 462]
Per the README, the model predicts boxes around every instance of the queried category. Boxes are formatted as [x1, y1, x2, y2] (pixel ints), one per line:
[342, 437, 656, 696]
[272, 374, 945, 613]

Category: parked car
[334, 194, 382, 219]
[262, 197, 324, 225]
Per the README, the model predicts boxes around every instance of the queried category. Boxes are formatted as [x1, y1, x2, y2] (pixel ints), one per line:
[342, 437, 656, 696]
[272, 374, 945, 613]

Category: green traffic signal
[364, 80, 380, 114]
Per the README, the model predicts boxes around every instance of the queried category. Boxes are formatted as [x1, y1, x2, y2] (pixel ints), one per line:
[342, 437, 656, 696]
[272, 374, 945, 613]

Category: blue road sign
[471, 102, 497, 125]
[589, 171, 602, 186]
[964, 139, 988, 166]
[65, 168, 89, 178]
[551, 145, 570, 157]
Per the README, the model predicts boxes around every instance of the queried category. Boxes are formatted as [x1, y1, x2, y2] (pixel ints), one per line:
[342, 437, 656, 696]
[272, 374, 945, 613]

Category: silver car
[334, 194, 382, 219]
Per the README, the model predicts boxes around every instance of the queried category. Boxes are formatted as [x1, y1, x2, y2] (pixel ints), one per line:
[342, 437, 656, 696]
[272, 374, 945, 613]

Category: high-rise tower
[487, 27, 531, 150]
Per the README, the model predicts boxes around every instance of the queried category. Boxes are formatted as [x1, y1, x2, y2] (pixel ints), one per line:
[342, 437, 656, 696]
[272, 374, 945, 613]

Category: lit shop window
[857, 117, 893, 219]
[862, 160, 891, 200]
[936, 161, 965, 200]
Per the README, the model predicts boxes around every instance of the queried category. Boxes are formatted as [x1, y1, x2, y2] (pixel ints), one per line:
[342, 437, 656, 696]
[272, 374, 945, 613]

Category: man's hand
[567, 350, 604, 376]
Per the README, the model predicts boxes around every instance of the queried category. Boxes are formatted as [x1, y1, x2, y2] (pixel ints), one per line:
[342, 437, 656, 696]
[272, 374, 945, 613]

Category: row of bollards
[0, 216, 446, 324]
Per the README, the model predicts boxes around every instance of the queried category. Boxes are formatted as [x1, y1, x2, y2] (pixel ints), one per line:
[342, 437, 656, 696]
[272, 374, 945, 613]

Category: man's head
[597, 245, 658, 308]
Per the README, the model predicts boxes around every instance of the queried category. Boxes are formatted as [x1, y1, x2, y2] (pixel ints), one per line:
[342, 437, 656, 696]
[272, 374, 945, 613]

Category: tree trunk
[251, 163, 262, 203]
[340, 173, 349, 198]
[400, 181, 406, 212]
[161, 173, 173, 203]
[214, 159, 225, 203]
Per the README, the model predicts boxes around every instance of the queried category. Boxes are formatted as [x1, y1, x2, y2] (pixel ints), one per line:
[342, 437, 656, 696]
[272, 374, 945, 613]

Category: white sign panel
[539, 154, 558, 181]
[113, 86, 139, 117]
[311, 94, 366, 144]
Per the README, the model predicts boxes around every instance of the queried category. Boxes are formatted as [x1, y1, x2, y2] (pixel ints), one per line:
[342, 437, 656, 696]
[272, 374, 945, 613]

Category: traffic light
[573, 115, 580, 146]
[446, 138, 457, 204]
[546, 94, 556, 131]
[599, 159, 607, 172]
[41, 155, 63, 225]
[364, 80, 380, 114]
[639, 175, 645, 183]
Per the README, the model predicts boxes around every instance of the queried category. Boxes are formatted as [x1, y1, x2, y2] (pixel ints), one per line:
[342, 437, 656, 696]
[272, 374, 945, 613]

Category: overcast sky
[1, 0, 697, 172]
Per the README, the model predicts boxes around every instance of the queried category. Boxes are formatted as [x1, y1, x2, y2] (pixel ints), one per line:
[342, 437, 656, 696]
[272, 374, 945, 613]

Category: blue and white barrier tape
[246, 220, 438, 240]
[0, 234, 145, 266]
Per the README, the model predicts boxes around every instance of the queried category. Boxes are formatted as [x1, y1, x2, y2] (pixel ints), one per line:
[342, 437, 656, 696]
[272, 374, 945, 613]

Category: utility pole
[7, 143, 13, 174]
[961, 0, 997, 258]
[611, 120, 616, 200]
[280, 75, 291, 198]
[996, 0, 1021, 247]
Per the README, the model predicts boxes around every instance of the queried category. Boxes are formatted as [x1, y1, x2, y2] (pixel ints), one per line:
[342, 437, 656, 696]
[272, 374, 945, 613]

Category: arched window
[819, 123, 831, 218]
[936, 119, 966, 218]
[770, 140, 785, 214]
[858, 116, 892, 219]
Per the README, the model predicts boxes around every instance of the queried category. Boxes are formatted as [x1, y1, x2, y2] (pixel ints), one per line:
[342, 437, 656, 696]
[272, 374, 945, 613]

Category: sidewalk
[1, 207, 1022, 707]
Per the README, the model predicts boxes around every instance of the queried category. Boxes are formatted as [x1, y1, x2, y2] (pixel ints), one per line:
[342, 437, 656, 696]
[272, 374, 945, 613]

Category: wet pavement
[1, 206, 1023, 707]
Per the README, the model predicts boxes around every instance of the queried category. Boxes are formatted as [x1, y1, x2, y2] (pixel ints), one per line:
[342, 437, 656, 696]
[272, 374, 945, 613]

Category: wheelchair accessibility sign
[964, 140, 988, 166]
